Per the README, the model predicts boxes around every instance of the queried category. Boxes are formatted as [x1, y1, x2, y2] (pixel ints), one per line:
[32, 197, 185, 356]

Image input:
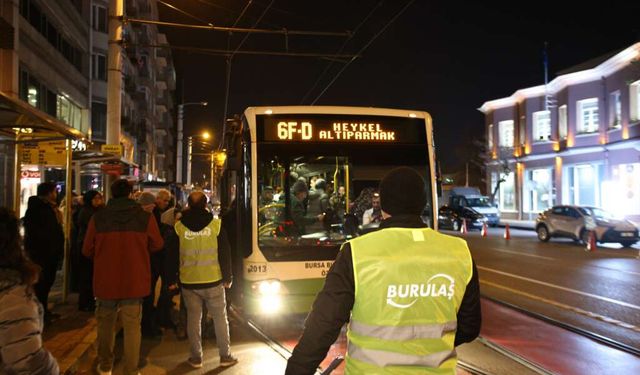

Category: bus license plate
[621, 232, 634, 237]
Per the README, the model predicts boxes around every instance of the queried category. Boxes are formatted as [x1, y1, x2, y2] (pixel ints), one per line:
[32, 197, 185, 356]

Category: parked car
[535, 205, 639, 247]
[438, 205, 488, 231]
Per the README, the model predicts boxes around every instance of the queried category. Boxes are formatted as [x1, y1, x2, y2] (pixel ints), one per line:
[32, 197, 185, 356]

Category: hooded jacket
[23, 196, 64, 263]
[82, 197, 164, 300]
[164, 208, 232, 289]
[0, 268, 59, 374]
[286, 214, 482, 374]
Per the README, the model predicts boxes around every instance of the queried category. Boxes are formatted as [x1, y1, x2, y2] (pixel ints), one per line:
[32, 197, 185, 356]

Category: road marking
[477, 266, 640, 311]
[486, 247, 554, 260]
[480, 280, 640, 333]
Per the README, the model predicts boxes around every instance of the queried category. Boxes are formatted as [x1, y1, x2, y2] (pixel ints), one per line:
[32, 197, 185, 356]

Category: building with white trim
[479, 42, 640, 221]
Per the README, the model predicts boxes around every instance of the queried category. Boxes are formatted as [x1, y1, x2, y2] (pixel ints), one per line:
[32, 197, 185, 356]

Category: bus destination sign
[257, 114, 425, 143]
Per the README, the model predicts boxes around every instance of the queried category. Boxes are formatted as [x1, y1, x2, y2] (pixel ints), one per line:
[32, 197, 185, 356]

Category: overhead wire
[157, 0, 213, 26]
[124, 17, 349, 36]
[300, 1, 383, 105]
[310, 0, 416, 105]
[220, 1, 254, 150]
[132, 44, 358, 58]
[219, 0, 275, 150]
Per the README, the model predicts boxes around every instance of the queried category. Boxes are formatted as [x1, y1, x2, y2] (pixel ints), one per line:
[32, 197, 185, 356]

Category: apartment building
[0, 0, 176, 212]
[89, 0, 176, 185]
[0, 0, 91, 211]
[479, 42, 640, 221]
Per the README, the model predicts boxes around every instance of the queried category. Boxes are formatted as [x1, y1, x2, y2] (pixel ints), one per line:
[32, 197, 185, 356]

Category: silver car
[536, 205, 639, 247]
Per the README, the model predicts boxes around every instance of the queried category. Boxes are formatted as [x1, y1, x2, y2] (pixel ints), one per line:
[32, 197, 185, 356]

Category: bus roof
[244, 105, 431, 120]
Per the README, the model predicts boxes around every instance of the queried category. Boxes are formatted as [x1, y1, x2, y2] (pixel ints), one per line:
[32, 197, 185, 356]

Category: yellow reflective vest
[346, 227, 473, 374]
[175, 219, 222, 284]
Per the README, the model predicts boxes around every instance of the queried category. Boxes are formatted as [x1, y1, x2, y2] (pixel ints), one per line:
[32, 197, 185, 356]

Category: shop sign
[72, 140, 87, 151]
[101, 163, 123, 176]
[101, 144, 123, 156]
[19, 140, 66, 166]
[21, 170, 41, 179]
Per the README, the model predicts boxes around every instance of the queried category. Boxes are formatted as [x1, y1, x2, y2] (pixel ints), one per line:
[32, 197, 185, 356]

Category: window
[256, 142, 432, 257]
[533, 110, 551, 142]
[558, 105, 567, 140]
[91, 102, 107, 140]
[498, 120, 514, 147]
[92, 5, 107, 32]
[630, 80, 640, 122]
[92, 54, 107, 80]
[487, 124, 493, 149]
[498, 172, 515, 211]
[577, 98, 599, 133]
[565, 164, 603, 207]
[609, 91, 621, 129]
[19, 0, 82, 72]
[57, 95, 83, 131]
[524, 168, 553, 213]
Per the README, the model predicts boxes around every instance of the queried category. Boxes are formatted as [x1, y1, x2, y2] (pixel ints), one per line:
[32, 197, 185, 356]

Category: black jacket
[23, 196, 64, 263]
[285, 214, 482, 375]
[164, 208, 233, 289]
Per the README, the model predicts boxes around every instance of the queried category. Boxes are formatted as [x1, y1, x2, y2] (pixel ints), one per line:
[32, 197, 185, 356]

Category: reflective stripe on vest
[348, 342, 454, 368]
[175, 219, 222, 284]
[350, 320, 457, 341]
[346, 227, 473, 374]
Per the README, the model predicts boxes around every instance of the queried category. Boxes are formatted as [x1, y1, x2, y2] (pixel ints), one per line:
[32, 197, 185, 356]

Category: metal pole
[210, 151, 214, 194]
[186, 136, 193, 187]
[106, 0, 123, 198]
[62, 139, 72, 303]
[176, 104, 184, 182]
[13, 135, 20, 214]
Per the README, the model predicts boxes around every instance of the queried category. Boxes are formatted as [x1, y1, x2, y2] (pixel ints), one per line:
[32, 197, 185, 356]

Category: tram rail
[483, 295, 640, 357]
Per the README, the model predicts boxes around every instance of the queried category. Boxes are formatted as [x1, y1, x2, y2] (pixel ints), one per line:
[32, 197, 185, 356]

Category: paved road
[445, 227, 640, 351]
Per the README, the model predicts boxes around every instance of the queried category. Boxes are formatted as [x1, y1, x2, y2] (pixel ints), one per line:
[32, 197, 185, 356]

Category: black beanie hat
[379, 167, 427, 215]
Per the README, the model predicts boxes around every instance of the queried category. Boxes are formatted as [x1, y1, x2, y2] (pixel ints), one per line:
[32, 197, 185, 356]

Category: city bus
[220, 106, 437, 316]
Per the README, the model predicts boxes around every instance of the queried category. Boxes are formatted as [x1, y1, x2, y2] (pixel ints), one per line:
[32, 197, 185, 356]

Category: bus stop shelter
[0, 90, 86, 302]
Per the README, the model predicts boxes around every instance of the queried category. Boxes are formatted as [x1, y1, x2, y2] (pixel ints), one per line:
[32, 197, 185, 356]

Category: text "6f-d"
[277, 121, 313, 140]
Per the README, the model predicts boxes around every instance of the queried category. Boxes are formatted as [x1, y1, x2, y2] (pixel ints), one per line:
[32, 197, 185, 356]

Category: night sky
[155, 0, 640, 183]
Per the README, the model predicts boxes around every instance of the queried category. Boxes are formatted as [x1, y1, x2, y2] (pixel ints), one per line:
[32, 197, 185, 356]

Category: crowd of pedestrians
[0, 180, 237, 374]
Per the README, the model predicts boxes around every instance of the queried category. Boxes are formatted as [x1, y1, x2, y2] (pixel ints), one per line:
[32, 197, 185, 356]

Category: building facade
[0, 0, 176, 210]
[89, 0, 176, 185]
[480, 43, 640, 221]
[0, 0, 91, 212]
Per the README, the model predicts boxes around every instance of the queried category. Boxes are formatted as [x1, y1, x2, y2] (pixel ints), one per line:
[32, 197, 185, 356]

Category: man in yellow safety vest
[165, 191, 238, 369]
[286, 167, 481, 374]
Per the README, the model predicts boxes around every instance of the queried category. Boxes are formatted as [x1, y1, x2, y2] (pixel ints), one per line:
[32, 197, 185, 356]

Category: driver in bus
[290, 180, 324, 235]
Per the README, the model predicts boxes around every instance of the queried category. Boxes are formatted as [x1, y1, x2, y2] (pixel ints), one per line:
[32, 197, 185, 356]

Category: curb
[61, 326, 96, 374]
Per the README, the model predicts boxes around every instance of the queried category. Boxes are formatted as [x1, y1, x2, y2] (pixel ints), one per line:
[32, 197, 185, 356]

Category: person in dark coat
[0, 207, 59, 374]
[286, 168, 482, 374]
[23, 182, 64, 323]
[76, 190, 104, 311]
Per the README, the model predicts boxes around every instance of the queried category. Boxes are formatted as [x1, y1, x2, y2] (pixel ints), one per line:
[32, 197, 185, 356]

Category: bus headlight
[252, 280, 283, 314]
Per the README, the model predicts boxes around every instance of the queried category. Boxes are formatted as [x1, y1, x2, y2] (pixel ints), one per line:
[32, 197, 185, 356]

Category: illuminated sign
[72, 140, 87, 151]
[18, 141, 66, 166]
[257, 114, 426, 144]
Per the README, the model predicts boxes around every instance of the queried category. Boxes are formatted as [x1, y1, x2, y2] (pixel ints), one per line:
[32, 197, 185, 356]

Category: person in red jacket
[82, 179, 164, 375]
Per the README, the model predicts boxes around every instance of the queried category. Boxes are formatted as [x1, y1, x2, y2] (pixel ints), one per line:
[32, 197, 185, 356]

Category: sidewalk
[43, 271, 97, 374]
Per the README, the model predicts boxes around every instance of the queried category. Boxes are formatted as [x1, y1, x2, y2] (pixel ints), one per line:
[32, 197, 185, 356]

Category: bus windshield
[256, 142, 432, 256]
[466, 197, 492, 207]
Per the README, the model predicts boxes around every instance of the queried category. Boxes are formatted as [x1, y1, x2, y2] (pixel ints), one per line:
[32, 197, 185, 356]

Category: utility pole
[186, 136, 193, 187]
[106, 0, 124, 196]
[176, 104, 184, 183]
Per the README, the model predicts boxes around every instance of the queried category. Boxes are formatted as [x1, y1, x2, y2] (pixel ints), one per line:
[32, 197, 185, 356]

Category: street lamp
[187, 131, 213, 188]
[177, 101, 207, 183]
